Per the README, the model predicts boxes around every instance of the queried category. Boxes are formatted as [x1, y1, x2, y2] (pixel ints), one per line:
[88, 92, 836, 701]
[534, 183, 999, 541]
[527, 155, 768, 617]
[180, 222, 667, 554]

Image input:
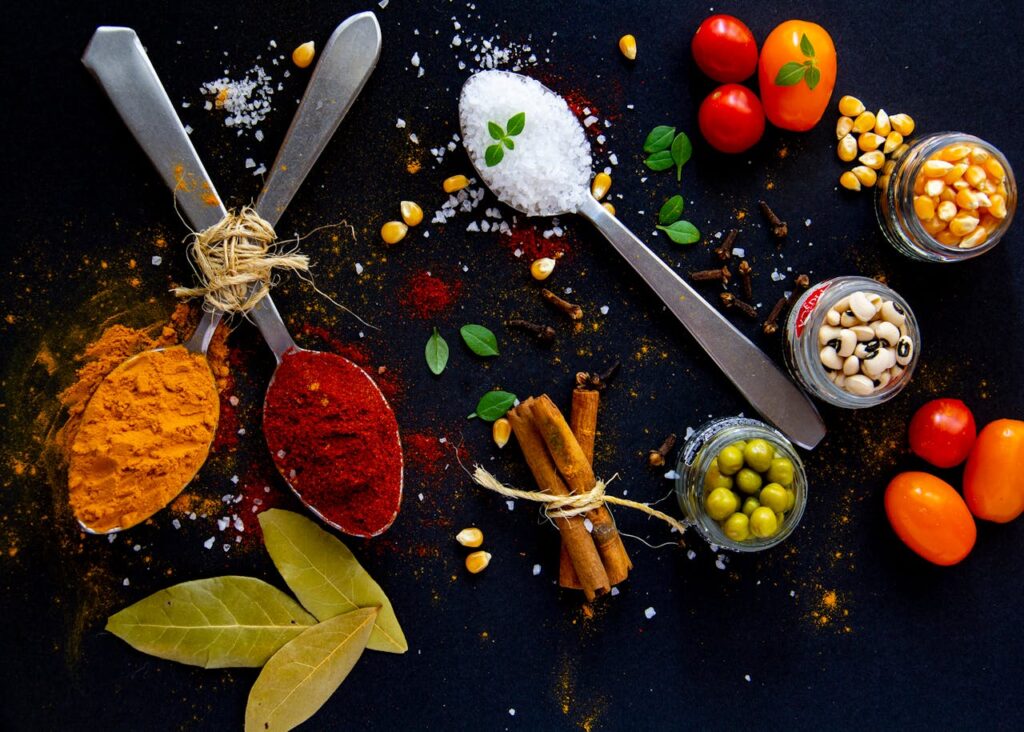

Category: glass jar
[675, 417, 807, 552]
[784, 276, 920, 408]
[876, 132, 1016, 262]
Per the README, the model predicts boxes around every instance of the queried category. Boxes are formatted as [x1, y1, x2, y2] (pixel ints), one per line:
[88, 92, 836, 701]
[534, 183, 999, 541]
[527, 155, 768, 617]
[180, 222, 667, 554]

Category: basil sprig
[486, 112, 526, 166]
[424, 328, 449, 375]
[774, 34, 821, 90]
[656, 195, 700, 244]
[468, 390, 518, 421]
[460, 324, 499, 357]
[644, 126, 693, 180]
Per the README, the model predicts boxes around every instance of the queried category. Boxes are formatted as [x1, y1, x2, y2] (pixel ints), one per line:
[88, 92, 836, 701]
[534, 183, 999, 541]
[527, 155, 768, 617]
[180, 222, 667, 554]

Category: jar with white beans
[784, 276, 920, 408]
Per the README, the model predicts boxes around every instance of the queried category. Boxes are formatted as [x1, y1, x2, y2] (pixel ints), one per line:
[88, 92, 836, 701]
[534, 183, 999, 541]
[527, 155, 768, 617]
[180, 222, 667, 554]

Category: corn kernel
[937, 200, 958, 222]
[602, 202, 616, 216]
[958, 225, 989, 249]
[836, 116, 854, 139]
[874, 109, 891, 137]
[858, 132, 885, 152]
[400, 200, 423, 226]
[984, 158, 1006, 180]
[839, 95, 866, 117]
[892, 143, 910, 160]
[292, 41, 316, 69]
[969, 147, 990, 165]
[977, 178, 996, 195]
[883, 131, 903, 154]
[980, 214, 999, 232]
[591, 172, 612, 200]
[949, 213, 980, 237]
[380, 221, 408, 244]
[922, 160, 954, 177]
[530, 257, 556, 281]
[852, 111, 876, 134]
[858, 151, 885, 170]
[935, 229, 961, 247]
[456, 527, 484, 548]
[913, 175, 926, 195]
[837, 135, 858, 162]
[618, 34, 637, 60]
[952, 179, 970, 191]
[939, 187, 957, 203]
[443, 174, 470, 193]
[882, 159, 896, 176]
[996, 182, 1008, 198]
[492, 418, 512, 448]
[955, 188, 979, 210]
[964, 165, 987, 188]
[924, 178, 945, 197]
[839, 171, 861, 191]
[987, 194, 1008, 219]
[921, 217, 946, 235]
[465, 550, 492, 574]
[943, 163, 968, 185]
[913, 196, 935, 220]
[938, 144, 972, 162]
[851, 165, 877, 187]
[889, 113, 915, 137]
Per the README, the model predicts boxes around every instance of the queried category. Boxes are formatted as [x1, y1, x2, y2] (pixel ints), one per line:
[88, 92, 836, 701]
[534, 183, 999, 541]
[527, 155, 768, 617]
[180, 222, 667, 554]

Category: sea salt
[459, 71, 591, 216]
[203, 537, 215, 549]
[151, 256, 162, 266]
[532, 564, 541, 576]
[610, 587, 620, 596]
[644, 607, 656, 619]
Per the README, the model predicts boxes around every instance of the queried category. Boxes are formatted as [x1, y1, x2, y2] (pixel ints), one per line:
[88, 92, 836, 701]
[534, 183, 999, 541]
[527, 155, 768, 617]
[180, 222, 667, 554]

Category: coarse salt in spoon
[459, 71, 826, 450]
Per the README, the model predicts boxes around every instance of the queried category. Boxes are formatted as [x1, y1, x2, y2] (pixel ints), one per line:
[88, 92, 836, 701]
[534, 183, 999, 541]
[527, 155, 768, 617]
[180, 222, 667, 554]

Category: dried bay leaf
[245, 607, 377, 732]
[259, 509, 408, 654]
[106, 576, 316, 668]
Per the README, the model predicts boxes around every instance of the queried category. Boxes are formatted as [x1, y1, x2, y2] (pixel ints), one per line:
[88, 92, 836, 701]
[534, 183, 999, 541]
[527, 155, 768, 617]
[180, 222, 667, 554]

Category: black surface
[2, 1, 1023, 730]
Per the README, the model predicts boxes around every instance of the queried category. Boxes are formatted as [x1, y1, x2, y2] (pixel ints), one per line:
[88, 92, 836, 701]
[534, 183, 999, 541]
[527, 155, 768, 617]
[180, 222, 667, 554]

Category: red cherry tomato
[698, 84, 765, 154]
[692, 14, 759, 82]
[885, 472, 976, 566]
[908, 398, 977, 468]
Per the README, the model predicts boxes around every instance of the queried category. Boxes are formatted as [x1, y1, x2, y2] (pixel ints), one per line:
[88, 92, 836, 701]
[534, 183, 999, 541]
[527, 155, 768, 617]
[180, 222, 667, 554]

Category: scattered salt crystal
[233, 517, 244, 532]
[409, 133, 419, 144]
[790, 590, 796, 597]
[532, 564, 541, 576]
[418, 493, 424, 501]
[644, 607, 656, 619]
[466, 221, 480, 232]
[686, 550, 697, 560]
[596, 134, 606, 145]
[600, 305, 609, 315]
[805, 218, 812, 226]
[715, 555, 727, 570]
[133, 544, 141, 552]
[506, 500, 515, 511]
[610, 587, 620, 596]
[355, 262, 364, 274]
[745, 674, 752, 682]
[151, 256, 162, 266]
[228, 396, 239, 406]
[252, 164, 266, 176]
[230, 474, 239, 484]
[172, 519, 181, 530]
[417, 68, 424, 78]
[396, 118, 406, 128]
[184, 125, 193, 135]
[452, 35, 462, 47]
[411, 52, 420, 67]
[223, 544, 231, 552]
[609, 153, 618, 165]
[583, 115, 598, 127]
[663, 470, 680, 480]
[509, 710, 516, 717]
[684, 426, 695, 440]
[733, 247, 745, 257]
[217, 517, 229, 531]
[123, 578, 130, 587]
[244, 158, 256, 169]
[627, 103, 635, 110]
[255, 129, 264, 142]
[564, 287, 572, 294]
[203, 537, 215, 549]
[771, 269, 784, 282]
[378, 0, 389, 7]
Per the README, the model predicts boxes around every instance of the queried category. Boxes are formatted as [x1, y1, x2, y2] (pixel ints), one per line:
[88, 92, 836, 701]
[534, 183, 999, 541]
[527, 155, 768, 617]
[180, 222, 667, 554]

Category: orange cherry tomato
[885, 472, 976, 566]
[757, 20, 836, 131]
[963, 419, 1024, 523]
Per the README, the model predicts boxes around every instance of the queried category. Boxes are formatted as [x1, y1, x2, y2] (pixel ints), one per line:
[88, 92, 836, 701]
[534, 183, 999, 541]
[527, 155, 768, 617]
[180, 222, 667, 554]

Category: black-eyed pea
[880, 300, 906, 326]
[876, 370, 892, 390]
[840, 310, 859, 327]
[854, 342, 871, 359]
[837, 329, 857, 357]
[820, 346, 843, 370]
[844, 374, 875, 395]
[825, 308, 841, 326]
[834, 373, 847, 388]
[850, 325, 875, 341]
[936, 200, 958, 222]
[833, 296, 851, 312]
[818, 324, 842, 346]
[843, 355, 860, 376]
[847, 291, 876, 322]
[895, 337, 914, 366]
[873, 321, 901, 346]
[861, 350, 889, 378]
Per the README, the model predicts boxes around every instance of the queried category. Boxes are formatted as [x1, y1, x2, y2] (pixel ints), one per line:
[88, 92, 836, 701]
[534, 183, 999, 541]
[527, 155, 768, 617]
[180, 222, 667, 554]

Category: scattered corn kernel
[882, 159, 896, 176]
[859, 151, 886, 170]
[959, 225, 989, 249]
[858, 132, 885, 152]
[839, 95, 865, 117]
[618, 34, 637, 60]
[874, 109, 891, 137]
[924, 178, 945, 197]
[492, 417, 512, 449]
[443, 174, 470, 193]
[400, 200, 423, 226]
[530, 257, 557, 281]
[456, 527, 484, 548]
[922, 160, 954, 178]
[937, 200, 958, 221]
[883, 131, 903, 154]
[988, 194, 1008, 219]
[851, 165, 877, 187]
[852, 111, 876, 134]
[839, 171, 861, 191]
[591, 172, 612, 200]
[984, 158, 1005, 180]
[380, 221, 408, 245]
[891, 143, 910, 160]
[836, 116, 854, 139]
[837, 135, 858, 162]
[465, 550, 492, 574]
[292, 41, 316, 69]
[602, 202, 616, 216]
[913, 195, 936, 220]
[889, 113, 915, 136]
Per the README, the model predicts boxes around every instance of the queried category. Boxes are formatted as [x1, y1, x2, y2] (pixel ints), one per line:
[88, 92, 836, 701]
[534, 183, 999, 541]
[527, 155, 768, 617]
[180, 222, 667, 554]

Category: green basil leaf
[488, 121, 505, 140]
[774, 61, 806, 86]
[472, 390, 517, 421]
[644, 150, 675, 171]
[671, 132, 693, 181]
[502, 137, 515, 150]
[658, 195, 685, 226]
[460, 324, 499, 357]
[506, 111, 526, 136]
[485, 144, 504, 167]
[657, 220, 701, 245]
[643, 125, 676, 153]
[425, 328, 448, 375]
[804, 65, 821, 91]
[800, 33, 815, 58]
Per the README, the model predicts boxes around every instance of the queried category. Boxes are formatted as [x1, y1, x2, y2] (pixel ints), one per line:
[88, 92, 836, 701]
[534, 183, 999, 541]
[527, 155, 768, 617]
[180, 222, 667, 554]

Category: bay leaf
[106, 576, 316, 669]
[259, 509, 408, 654]
[245, 607, 377, 732]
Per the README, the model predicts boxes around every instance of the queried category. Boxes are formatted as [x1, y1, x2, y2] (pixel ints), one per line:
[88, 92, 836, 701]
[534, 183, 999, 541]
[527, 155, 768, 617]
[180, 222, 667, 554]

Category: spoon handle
[578, 196, 826, 449]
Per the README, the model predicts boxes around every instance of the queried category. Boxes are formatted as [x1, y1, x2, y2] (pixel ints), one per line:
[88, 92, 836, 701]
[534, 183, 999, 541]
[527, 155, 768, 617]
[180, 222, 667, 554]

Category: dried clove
[541, 288, 583, 320]
[720, 291, 758, 319]
[575, 359, 621, 392]
[690, 266, 732, 284]
[762, 296, 788, 335]
[759, 200, 788, 239]
[737, 260, 754, 301]
[713, 229, 739, 261]
[508, 318, 556, 345]
[648, 433, 677, 467]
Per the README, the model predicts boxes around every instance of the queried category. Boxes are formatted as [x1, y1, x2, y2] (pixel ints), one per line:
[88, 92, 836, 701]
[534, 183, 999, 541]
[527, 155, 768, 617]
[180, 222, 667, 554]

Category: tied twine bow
[173, 206, 310, 314]
[471, 465, 688, 535]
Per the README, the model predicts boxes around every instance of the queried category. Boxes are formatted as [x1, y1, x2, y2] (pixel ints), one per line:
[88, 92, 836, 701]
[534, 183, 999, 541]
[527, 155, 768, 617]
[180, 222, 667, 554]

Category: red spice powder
[403, 432, 446, 478]
[262, 350, 403, 537]
[502, 226, 574, 261]
[399, 271, 461, 319]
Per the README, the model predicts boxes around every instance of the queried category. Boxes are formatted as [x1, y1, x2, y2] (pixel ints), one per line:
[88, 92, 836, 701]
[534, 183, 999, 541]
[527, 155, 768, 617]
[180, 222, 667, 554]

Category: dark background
[2, 1, 1023, 730]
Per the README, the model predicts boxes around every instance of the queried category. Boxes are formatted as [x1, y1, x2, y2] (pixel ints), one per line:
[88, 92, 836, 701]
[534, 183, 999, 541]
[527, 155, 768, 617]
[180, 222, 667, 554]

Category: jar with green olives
[675, 417, 807, 552]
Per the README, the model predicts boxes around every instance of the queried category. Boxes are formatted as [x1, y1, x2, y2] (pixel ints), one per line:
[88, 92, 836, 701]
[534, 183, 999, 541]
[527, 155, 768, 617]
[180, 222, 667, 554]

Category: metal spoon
[459, 71, 826, 450]
[79, 13, 402, 535]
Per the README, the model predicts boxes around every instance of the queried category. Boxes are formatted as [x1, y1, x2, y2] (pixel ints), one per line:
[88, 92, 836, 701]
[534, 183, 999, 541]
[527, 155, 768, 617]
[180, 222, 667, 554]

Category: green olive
[767, 457, 795, 487]
[785, 489, 796, 512]
[735, 468, 763, 495]
[717, 445, 744, 476]
[704, 459, 734, 491]
[705, 487, 740, 521]
[722, 512, 750, 542]
[759, 482, 789, 512]
[743, 439, 774, 472]
[742, 497, 760, 516]
[749, 507, 779, 538]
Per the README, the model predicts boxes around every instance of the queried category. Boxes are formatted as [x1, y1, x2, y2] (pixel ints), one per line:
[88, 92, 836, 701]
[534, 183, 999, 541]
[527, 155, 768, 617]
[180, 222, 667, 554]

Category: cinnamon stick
[529, 395, 632, 585]
[507, 400, 610, 601]
[561, 389, 601, 589]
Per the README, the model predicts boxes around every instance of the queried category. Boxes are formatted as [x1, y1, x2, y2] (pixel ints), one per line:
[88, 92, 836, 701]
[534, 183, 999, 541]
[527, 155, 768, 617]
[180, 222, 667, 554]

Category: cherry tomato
[757, 20, 836, 131]
[698, 84, 765, 154]
[908, 398, 977, 468]
[885, 472, 976, 566]
[963, 419, 1024, 523]
[691, 15, 758, 83]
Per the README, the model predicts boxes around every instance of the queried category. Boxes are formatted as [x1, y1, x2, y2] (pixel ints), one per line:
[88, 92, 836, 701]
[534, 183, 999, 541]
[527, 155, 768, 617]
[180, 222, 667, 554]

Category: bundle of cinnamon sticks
[506, 393, 631, 602]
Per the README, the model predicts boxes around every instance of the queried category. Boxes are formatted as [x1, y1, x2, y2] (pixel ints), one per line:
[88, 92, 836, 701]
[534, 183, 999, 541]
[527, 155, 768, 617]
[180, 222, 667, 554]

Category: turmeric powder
[67, 345, 219, 532]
